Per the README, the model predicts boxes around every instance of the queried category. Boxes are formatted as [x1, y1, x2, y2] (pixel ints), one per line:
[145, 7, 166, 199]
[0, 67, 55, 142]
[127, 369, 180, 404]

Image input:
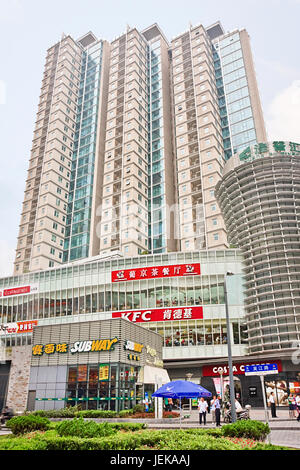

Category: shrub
[6, 415, 51, 435]
[221, 420, 270, 441]
[133, 404, 145, 414]
[56, 417, 114, 438]
[77, 410, 118, 419]
[118, 409, 134, 417]
[31, 405, 81, 419]
[110, 422, 146, 431]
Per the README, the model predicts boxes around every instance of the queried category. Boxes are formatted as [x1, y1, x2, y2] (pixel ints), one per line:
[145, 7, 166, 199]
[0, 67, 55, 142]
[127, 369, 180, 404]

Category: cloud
[266, 80, 300, 142]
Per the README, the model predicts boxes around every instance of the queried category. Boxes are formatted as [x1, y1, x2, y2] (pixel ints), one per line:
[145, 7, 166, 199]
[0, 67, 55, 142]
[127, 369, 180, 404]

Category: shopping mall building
[0, 249, 299, 411]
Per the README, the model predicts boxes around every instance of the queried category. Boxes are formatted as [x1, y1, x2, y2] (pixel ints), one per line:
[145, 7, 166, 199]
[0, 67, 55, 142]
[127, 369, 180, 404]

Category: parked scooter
[223, 403, 250, 423]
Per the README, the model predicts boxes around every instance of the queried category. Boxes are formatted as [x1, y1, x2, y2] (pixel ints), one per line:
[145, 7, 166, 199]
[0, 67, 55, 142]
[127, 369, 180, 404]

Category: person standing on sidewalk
[215, 395, 221, 427]
[288, 394, 296, 419]
[268, 392, 278, 418]
[210, 396, 216, 424]
[198, 397, 208, 425]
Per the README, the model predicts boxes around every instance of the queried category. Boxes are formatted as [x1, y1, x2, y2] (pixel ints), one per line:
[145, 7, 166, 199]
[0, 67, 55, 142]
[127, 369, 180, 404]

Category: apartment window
[213, 233, 219, 241]
[212, 219, 218, 226]
[50, 247, 55, 255]
[211, 204, 216, 211]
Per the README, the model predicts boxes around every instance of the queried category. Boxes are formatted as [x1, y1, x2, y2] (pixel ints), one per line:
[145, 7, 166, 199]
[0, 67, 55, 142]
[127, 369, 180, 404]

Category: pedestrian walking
[198, 397, 208, 425]
[268, 392, 278, 418]
[210, 395, 216, 424]
[214, 395, 221, 426]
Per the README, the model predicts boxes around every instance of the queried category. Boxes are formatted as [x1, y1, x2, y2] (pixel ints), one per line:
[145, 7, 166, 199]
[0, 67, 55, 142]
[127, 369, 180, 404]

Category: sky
[0, 0, 299, 278]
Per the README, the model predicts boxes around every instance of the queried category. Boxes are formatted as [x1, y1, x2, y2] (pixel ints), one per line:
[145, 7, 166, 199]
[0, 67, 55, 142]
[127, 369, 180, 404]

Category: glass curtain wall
[148, 39, 166, 253]
[213, 32, 257, 160]
[64, 41, 103, 262]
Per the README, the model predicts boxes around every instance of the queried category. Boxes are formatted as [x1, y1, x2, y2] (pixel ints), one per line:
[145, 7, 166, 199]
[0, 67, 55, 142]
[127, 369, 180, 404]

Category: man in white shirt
[268, 392, 278, 418]
[198, 397, 208, 425]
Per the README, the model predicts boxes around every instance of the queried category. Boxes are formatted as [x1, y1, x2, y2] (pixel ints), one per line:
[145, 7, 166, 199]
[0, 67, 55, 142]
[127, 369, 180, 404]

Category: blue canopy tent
[152, 380, 212, 427]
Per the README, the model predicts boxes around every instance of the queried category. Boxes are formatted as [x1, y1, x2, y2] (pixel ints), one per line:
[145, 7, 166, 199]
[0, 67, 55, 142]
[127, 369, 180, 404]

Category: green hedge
[221, 420, 270, 441]
[56, 417, 114, 438]
[6, 415, 51, 435]
[0, 428, 291, 451]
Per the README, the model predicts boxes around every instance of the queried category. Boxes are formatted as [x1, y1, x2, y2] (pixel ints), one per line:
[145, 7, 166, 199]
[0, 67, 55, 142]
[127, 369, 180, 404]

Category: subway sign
[111, 263, 201, 282]
[32, 337, 119, 356]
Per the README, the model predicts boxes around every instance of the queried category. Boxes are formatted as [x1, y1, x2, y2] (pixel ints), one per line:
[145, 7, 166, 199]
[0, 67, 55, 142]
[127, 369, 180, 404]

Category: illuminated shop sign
[0, 284, 39, 298]
[202, 360, 282, 377]
[32, 337, 119, 356]
[111, 263, 201, 282]
[124, 340, 144, 361]
[124, 340, 144, 353]
[99, 364, 109, 381]
[112, 306, 203, 323]
[0, 320, 38, 335]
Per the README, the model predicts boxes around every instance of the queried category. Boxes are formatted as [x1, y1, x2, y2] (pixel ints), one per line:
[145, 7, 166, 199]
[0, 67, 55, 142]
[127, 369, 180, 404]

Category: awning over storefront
[143, 365, 170, 385]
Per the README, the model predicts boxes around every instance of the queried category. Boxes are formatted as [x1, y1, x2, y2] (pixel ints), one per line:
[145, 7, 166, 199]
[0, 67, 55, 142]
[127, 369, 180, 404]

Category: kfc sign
[0, 320, 38, 335]
[0, 284, 38, 298]
[202, 360, 282, 377]
[112, 306, 203, 323]
[112, 263, 201, 282]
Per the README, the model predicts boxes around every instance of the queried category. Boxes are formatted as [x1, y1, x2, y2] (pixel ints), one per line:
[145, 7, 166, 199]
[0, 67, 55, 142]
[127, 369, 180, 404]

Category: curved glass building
[216, 141, 300, 356]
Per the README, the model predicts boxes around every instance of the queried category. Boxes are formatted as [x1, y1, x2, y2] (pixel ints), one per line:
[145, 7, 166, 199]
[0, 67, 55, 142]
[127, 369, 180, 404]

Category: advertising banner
[112, 306, 203, 323]
[111, 263, 201, 282]
[0, 284, 39, 298]
[0, 320, 38, 335]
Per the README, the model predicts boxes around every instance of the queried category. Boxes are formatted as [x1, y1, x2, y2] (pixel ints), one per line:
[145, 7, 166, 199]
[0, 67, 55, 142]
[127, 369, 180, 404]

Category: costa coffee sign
[202, 360, 282, 377]
[0, 320, 38, 335]
[112, 306, 203, 323]
[111, 263, 201, 282]
[0, 284, 38, 298]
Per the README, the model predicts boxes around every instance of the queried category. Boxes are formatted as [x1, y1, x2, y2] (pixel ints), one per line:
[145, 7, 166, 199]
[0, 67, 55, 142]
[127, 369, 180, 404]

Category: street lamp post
[224, 272, 237, 423]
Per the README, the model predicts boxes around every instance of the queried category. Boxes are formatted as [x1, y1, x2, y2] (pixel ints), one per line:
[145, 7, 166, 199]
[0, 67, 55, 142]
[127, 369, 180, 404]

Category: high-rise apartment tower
[14, 22, 267, 274]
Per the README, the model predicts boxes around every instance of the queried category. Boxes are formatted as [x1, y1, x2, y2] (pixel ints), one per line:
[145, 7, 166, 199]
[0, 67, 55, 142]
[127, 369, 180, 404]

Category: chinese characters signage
[99, 364, 109, 381]
[124, 340, 144, 362]
[112, 306, 203, 323]
[0, 284, 39, 298]
[245, 363, 278, 376]
[239, 141, 300, 163]
[202, 360, 282, 377]
[32, 337, 119, 356]
[0, 320, 38, 335]
[111, 263, 201, 283]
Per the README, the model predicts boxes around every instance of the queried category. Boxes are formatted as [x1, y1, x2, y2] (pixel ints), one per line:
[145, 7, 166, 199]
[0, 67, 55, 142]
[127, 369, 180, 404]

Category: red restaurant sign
[112, 306, 203, 323]
[0, 284, 39, 298]
[0, 320, 38, 335]
[202, 360, 282, 377]
[111, 263, 201, 282]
